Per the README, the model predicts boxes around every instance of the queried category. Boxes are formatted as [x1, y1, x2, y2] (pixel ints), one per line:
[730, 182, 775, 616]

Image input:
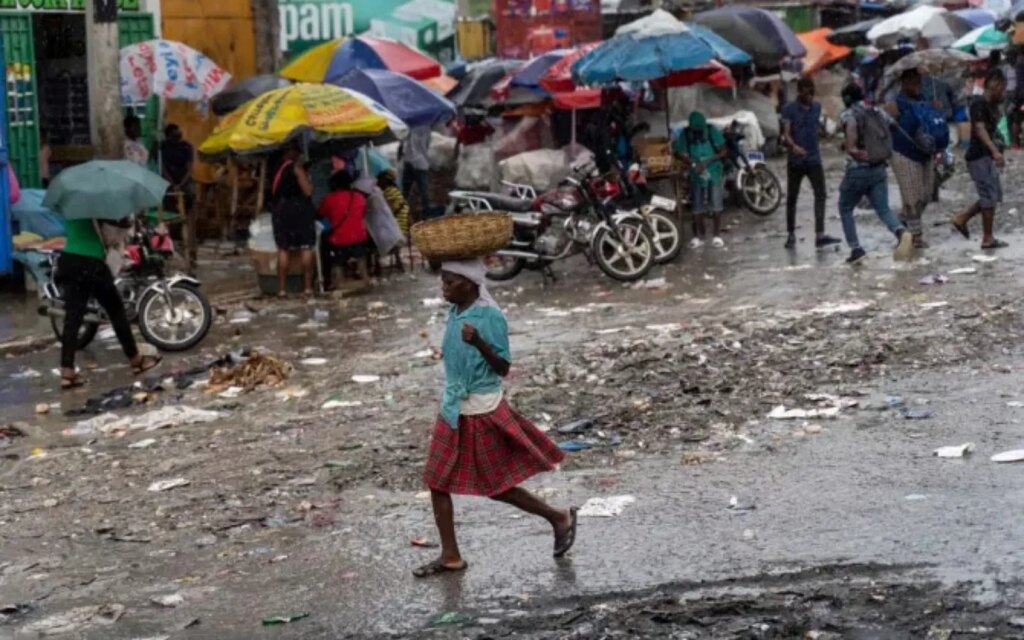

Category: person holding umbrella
[42, 161, 166, 389]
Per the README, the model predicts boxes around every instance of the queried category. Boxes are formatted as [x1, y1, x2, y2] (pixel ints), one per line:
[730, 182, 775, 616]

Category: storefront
[0, 0, 159, 188]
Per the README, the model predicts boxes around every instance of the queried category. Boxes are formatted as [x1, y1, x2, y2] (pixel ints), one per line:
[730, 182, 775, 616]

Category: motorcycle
[449, 161, 657, 282]
[599, 161, 683, 264]
[35, 220, 213, 352]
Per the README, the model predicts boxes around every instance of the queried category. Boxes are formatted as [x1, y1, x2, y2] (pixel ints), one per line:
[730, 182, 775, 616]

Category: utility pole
[86, 0, 123, 159]
[251, 0, 282, 74]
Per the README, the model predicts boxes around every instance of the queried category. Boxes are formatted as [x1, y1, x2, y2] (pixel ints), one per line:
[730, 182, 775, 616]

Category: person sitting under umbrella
[318, 170, 371, 288]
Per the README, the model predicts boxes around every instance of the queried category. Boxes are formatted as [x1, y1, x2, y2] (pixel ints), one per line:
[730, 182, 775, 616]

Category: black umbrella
[448, 59, 522, 108]
[210, 74, 292, 116]
[692, 6, 806, 70]
[827, 18, 883, 47]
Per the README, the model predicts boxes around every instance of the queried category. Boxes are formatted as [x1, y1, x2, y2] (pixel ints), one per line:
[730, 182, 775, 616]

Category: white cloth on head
[441, 258, 499, 310]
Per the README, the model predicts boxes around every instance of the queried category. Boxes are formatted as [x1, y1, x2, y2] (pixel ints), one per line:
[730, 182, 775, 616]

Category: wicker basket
[411, 213, 513, 261]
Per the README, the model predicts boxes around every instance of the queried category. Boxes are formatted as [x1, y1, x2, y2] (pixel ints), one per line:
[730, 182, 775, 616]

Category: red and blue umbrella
[280, 36, 442, 84]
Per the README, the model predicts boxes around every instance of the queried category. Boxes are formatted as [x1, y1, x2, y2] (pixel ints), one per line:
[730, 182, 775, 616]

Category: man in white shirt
[122, 115, 149, 167]
[401, 125, 432, 219]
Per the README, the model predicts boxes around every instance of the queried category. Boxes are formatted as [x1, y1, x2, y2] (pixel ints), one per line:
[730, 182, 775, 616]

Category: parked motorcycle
[600, 161, 683, 264]
[36, 220, 212, 352]
[449, 161, 657, 282]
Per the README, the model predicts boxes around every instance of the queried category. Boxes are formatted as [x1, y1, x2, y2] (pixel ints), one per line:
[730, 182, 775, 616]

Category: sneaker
[711, 236, 725, 248]
[893, 229, 914, 260]
[784, 234, 796, 250]
[688, 237, 704, 250]
[815, 235, 841, 248]
[846, 248, 867, 264]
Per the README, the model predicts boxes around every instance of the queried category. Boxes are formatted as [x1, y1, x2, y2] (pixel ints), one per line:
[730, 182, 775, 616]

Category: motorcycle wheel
[50, 316, 99, 350]
[483, 254, 525, 281]
[645, 211, 682, 264]
[137, 283, 212, 352]
[739, 165, 782, 216]
[591, 219, 655, 282]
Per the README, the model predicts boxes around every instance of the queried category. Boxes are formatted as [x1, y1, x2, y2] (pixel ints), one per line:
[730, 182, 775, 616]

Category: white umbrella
[615, 9, 688, 37]
[120, 39, 232, 103]
[867, 5, 973, 49]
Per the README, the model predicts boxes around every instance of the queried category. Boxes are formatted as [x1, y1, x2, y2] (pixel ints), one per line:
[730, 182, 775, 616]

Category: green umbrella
[42, 160, 169, 221]
[952, 24, 1009, 55]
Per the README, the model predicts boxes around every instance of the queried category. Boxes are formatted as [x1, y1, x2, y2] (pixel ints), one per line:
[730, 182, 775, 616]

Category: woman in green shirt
[58, 218, 161, 389]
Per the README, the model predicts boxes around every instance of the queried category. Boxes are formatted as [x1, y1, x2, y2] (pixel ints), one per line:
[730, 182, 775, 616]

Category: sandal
[951, 219, 970, 240]
[412, 558, 468, 578]
[981, 239, 1009, 250]
[61, 374, 87, 390]
[132, 355, 162, 376]
[553, 507, 579, 558]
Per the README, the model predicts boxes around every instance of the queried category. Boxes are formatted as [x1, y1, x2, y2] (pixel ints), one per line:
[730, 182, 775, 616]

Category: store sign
[0, 0, 140, 11]
[279, 0, 456, 63]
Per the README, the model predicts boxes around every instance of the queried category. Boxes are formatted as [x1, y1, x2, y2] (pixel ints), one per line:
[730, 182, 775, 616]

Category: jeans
[401, 163, 430, 218]
[786, 162, 826, 234]
[837, 164, 904, 251]
[689, 176, 724, 215]
[56, 253, 138, 369]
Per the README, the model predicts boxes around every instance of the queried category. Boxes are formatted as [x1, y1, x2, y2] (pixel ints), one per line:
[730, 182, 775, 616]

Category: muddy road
[2, 155, 1024, 639]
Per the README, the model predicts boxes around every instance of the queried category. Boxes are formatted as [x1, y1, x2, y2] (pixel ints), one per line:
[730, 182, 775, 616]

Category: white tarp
[498, 146, 594, 192]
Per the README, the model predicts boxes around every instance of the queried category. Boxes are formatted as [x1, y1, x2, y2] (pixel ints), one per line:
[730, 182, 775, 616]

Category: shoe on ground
[847, 248, 867, 264]
[815, 235, 841, 248]
[688, 237, 704, 249]
[912, 236, 929, 250]
[711, 236, 725, 248]
[893, 229, 914, 260]
[784, 234, 796, 250]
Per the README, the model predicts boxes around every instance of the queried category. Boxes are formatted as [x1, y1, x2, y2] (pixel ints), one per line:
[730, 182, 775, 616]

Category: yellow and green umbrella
[199, 82, 407, 158]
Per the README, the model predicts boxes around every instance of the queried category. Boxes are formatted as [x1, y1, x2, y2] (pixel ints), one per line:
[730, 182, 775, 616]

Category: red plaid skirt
[422, 400, 564, 496]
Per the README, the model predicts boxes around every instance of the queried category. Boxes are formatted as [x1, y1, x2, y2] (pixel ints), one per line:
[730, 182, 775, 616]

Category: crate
[635, 138, 682, 177]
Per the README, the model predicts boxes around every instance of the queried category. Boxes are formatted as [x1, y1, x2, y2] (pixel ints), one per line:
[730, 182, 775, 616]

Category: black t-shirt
[160, 140, 194, 184]
[966, 98, 1001, 162]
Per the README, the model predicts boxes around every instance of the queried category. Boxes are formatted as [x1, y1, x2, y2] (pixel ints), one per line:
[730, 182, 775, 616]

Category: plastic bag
[455, 144, 495, 189]
[248, 213, 277, 252]
[355, 177, 404, 256]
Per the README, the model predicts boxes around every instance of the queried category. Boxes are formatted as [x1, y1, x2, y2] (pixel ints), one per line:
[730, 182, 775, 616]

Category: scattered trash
[727, 496, 757, 512]
[971, 254, 998, 263]
[631, 277, 670, 290]
[905, 494, 928, 501]
[901, 409, 932, 420]
[22, 604, 125, 636]
[949, 267, 977, 275]
[430, 612, 474, 627]
[918, 274, 947, 285]
[421, 297, 446, 308]
[579, 495, 636, 517]
[768, 405, 840, 420]
[809, 301, 870, 316]
[413, 349, 435, 359]
[557, 419, 594, 434]
[10, 368, 41, 379]
[262, 612, 309, 626]
[275, 386, 309, 401]
[0, 603, 31, 623]
[322, 398, 363, 410]
[229, 310, 254, 324]
[351, 374, 380, 384]
[991, 449, 1024, 463]
[1008, 401, 1024, 408]
[35, 403, 50, 415]
[218, 386, 244, 399]
[313, 309, 330, 322]
[128, 438, 156, 449]
[645, 323, 682, 332]
[920, 301, 949, 310]
[66, 406, 223, 437]
[410, 537, 438, 548]
[150, 593, 184, 608]
[300, 357, 328, 366]
[148, 477, 191, 492]
[934, 443, 974, 458]
[208, 352, 291, 392]
[558, 440, 592, 452]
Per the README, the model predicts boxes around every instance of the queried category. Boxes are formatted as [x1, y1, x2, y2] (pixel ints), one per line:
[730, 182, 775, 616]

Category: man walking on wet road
[781, 78, 840, 250]
[837, 83, 914, 265]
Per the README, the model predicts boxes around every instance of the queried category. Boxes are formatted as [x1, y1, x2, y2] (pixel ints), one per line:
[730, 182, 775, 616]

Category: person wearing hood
[673, 111, 727, 249]
[414, 259, 578, 578]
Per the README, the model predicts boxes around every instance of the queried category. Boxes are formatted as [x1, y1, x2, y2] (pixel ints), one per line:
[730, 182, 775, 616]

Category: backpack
[907, 101, 949, 155]
[853, 105, 893, 164]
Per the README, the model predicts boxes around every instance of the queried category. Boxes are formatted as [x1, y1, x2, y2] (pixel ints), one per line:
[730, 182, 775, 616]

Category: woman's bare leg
[276, 250, 290, 297]
[491, 486, 571, 535]
[300, 249, 315, 295]
[431, 490, 464, 566]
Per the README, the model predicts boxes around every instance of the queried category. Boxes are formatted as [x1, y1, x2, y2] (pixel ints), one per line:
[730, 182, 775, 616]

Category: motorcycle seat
[474, 193, 534, 212]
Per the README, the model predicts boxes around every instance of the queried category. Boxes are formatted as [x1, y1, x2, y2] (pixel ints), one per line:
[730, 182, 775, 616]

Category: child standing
[415, 259, 578, 577]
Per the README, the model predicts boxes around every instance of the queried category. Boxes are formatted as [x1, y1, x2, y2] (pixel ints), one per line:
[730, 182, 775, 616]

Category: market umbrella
[332, 68, 455, 127]
[827, 18, 883, 47]
[120, 39, 232, 102]
[43, 160, 169, 221]
[882, 48, 978, 84]
[448, 59, 523, 107]
[954, 8, 998, 27]
[691, 6, 806, 69]
[279, 36, 442, 84]
[539, 43, 601, 93]
[867, 6, 973, 49]
[198, 83, 408, 159]
[211, 74, 291, 116]
[797, 28, 853, 76]
[423, 75, 458, 95]
[953, 23, 1010, 54]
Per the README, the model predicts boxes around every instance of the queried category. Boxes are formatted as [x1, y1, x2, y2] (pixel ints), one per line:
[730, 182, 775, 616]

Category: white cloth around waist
[460, 390, 503, 416]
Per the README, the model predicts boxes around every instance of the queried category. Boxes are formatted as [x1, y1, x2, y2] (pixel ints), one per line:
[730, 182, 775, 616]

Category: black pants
[401, 163, 430, 217]
[57, 253, 137, 369]
[319, 236, 370, 289]
[786, 162, 826, 235]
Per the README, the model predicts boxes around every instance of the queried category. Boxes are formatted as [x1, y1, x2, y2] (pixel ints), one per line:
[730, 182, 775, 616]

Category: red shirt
[318, 190, 368, 247]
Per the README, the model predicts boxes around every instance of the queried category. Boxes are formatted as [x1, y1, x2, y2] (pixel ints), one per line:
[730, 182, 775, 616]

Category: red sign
[494, 0, 601, 59]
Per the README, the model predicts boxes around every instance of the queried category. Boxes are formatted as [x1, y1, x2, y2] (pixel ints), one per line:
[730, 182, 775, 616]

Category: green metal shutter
[0, 13, 40, 188]
[118, 14, 158, 149]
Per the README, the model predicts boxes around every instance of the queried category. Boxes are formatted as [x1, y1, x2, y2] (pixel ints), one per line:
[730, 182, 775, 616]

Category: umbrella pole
[228, 156, 239, 248]
[664, 88, 683, 226]
[571, 109, 577, 147]
[255, 157, 267, 215]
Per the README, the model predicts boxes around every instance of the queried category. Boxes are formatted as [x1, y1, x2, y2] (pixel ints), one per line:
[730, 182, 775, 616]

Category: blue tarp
[12, 189, 65, 239]
[332, 68, 456, 128]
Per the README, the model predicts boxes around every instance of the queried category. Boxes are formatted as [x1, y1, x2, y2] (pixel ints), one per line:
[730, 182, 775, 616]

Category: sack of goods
[411, 213, 512, 261]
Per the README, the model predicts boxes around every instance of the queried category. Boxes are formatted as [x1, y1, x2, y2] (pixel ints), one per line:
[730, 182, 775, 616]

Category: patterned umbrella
[953, 24, 1010, 55]
[120, 39, 231, 102]
[883, 48, 978, 83]
[279, 37, 442, 84]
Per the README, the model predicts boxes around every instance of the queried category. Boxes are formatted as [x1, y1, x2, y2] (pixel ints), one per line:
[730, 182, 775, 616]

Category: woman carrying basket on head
[414, 258, 578, 578]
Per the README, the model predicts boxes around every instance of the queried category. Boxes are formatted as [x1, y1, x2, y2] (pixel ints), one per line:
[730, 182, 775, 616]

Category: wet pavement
[3, 152, 1024, 638]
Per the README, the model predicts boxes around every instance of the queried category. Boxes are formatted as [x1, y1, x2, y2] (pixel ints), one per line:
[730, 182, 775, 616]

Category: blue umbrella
[953, 8, 997, 28]
[692, 6, 806, 69]
[332, 68, 455, 128]
[573, 32, 717, 85]
[510, 49, 574, 88]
